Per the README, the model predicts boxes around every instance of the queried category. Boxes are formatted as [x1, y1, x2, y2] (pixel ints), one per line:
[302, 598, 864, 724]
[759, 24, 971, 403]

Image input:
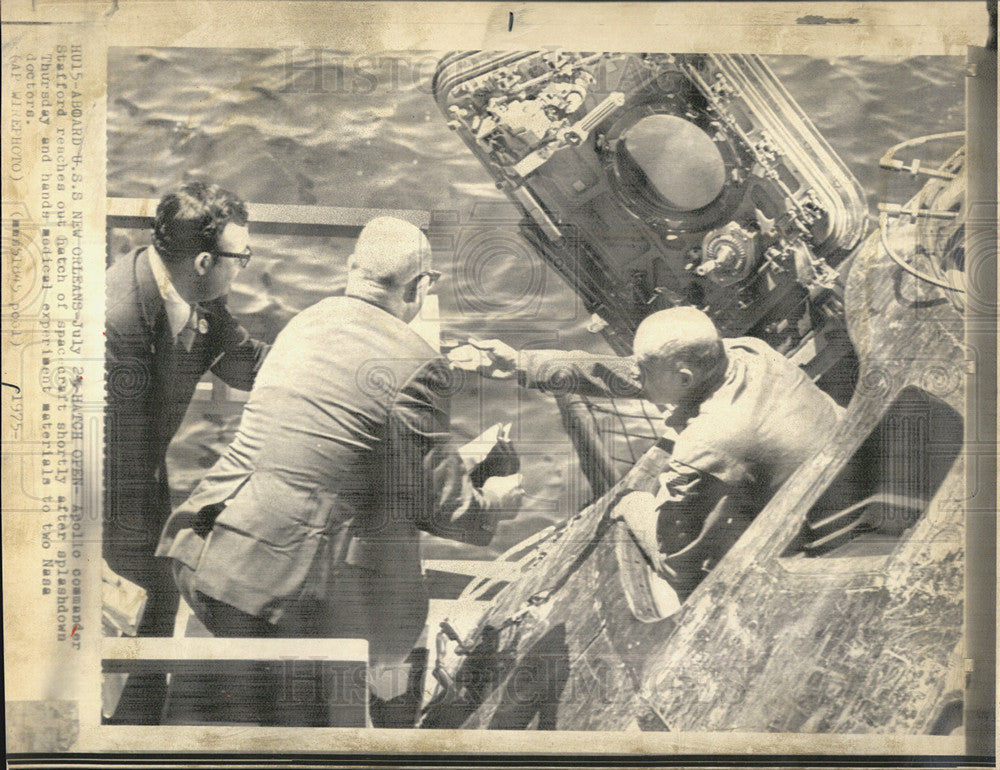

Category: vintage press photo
[2, 1, 995, 761]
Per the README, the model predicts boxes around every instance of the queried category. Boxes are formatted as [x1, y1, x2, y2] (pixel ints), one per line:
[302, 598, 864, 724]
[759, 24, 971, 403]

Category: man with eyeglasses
[158, 216, 524, 727]
[104, 182, 268, 723]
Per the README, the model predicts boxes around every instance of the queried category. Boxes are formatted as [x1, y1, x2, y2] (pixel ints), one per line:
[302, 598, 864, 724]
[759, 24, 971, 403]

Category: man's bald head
[633, 307, 727, 403]
[349, 216, 431, 289]
[345, 217, 435, 323]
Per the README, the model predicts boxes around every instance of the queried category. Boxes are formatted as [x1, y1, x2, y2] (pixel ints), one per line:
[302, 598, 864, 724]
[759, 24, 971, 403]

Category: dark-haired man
[104, 182, 269, 723]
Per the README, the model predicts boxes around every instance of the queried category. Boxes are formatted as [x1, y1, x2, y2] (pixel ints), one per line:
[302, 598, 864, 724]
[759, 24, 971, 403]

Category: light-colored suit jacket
[158, 295, 497, 664]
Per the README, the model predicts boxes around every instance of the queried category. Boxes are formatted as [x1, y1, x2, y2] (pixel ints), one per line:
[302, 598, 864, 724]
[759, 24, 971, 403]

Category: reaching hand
[446, 338, 518, 379]
[482, 473, 525, 520]
[612, 491, 666, 572]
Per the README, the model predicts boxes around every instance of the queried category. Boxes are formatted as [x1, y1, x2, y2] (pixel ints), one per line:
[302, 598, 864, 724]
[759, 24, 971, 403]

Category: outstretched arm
[449, 338, 643, 399]
[388, 358, 524, 547]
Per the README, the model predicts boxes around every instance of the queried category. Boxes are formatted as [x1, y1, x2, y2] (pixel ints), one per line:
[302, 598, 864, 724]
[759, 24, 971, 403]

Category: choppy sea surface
[107, 50, 965, 560]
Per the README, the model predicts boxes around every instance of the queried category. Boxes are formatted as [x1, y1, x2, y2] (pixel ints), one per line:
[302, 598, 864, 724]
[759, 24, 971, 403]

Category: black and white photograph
[100, 43, 988, 732]
[2, 1, 996, 764]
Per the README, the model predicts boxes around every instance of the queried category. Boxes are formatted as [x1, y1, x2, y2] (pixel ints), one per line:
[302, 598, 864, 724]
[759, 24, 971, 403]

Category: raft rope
[878, 131, 965, 176]
[458, 523, 561, 602]
[878, 212, 965, 294]
[877, 135, 967, 299]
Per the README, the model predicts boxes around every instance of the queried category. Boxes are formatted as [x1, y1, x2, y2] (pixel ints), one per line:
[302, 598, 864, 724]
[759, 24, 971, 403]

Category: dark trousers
[170, 560, 424, 727]
[105, 555, 180, 725]
[165, 586, 297, 726]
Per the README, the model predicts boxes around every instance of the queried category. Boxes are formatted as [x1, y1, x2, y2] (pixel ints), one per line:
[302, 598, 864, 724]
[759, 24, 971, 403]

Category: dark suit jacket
[104, 247, 268, 589]
[158, 295, 500, 666]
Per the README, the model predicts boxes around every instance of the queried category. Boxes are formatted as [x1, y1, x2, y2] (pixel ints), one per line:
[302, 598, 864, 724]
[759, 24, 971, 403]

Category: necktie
[177, 307, 204, 352]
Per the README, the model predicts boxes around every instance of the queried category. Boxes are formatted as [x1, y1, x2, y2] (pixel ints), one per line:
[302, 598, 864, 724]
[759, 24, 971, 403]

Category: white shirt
[148, 246, 194, 340]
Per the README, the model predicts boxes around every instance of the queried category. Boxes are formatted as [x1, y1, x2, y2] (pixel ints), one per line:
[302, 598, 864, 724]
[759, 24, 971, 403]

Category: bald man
[453, 307, 842, 595]
[158, 217, 523, 726]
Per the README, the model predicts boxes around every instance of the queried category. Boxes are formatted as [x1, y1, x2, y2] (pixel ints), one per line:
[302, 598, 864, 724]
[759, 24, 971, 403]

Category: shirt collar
[345, 282, 393, 315]
[148, 246, 193, 339]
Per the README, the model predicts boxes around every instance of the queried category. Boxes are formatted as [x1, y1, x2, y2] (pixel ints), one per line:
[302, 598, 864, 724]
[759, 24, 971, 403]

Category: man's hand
[447, 338, 518, 379]
[482, 473, 525, 520]
[612, 491, 665, 572]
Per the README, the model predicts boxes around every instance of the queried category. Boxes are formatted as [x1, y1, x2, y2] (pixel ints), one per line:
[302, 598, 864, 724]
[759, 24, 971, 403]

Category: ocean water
[106, 50, 965, 559]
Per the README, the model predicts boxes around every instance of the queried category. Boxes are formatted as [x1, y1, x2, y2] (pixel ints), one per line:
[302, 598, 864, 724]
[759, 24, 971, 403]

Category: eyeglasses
[416, 270, 442, 286]
[215, 246, 252, 268]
